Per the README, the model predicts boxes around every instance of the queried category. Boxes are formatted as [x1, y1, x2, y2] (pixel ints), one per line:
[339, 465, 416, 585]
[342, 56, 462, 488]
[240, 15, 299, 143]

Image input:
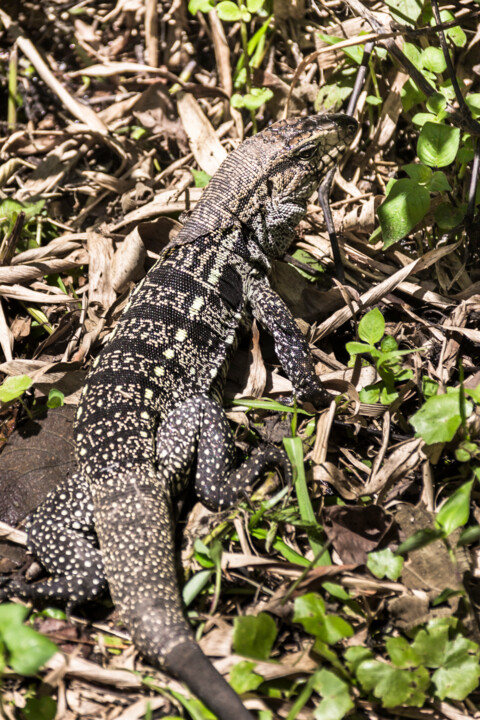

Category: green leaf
[312, 669, 354, 720]
[47, 387, 64, 409]
[232, 397, 312, 415]
[435, 480, 473, 536]
[432, 634, 480, 700]
[457, 524, 480, 547]
[411, 620, 450, 667]
[367, 548, 404, 581]
[0, 603, 29, 632]
[344, 646, 374, 674]
[229, 660, 264, 694]
[346, 341, 376, 356]
[421, 47, 446, 73]
[356, 660, 412, 707]
[380, 335, 398, 353]
[466, 93, 480, 119]
[384, 0, 424, 25]
[403, 163, 432, 184]
[466, 384, 480, 403]
[359, 386, 380, 403]
[377, 178, 430, 247]
[182, 569, 213, 606]
[0, 374, 33, 403]
[412, 112, 436, 128]
[188, 0, 215, 13]
[233, 613, 277, 660]
[427, 171, 451, 192]
[190, 169, 211, 188]
[417, 122, 460, 167]
[284, 437, 328, 560]
[426, 91, 447, 115]
[293, 593, 326, 636]
[386, 636, 421, 668]
[293, 594, 353, 644]
[437, 10, 466, 47]
[23, 697, 57, 720]
[232, 87, 273, 111]
[410, 392, 472, 444]
[358, 307, 385, 345]
[366, 95, 382, 106]
[216, 1, 242, 21]
[396, 527, 444, 555]
[4, 624, 57, 675]
[434, 201, 466, 230]
[246, 0, 264, 12]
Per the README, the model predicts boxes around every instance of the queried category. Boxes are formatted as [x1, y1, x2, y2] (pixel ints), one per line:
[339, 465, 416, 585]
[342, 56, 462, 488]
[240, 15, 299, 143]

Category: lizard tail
[91, 471, 255, 720]
[166, 641, 256, 720]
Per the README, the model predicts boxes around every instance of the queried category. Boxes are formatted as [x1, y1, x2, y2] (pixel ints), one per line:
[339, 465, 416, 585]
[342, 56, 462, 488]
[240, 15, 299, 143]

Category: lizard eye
[297, 146, 317, 161]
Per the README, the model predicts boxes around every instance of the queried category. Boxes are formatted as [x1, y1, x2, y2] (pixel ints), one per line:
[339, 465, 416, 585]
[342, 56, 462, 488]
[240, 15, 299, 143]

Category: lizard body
[4, 113, 357, 719]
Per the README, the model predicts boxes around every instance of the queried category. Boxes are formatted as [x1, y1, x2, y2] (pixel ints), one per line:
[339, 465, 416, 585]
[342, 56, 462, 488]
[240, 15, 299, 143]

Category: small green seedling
[346, 307, 417, 405]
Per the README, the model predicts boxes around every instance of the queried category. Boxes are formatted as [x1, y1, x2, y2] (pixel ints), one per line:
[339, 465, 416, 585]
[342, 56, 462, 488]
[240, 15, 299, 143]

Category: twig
[145, 0, 159, 67]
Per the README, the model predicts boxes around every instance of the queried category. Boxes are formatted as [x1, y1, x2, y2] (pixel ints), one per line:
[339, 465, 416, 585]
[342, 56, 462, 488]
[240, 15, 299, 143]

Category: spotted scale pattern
[3, 114, 357, 719]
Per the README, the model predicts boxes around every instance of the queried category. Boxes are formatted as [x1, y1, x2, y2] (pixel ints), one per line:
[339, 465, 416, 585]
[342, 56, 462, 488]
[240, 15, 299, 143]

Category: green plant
[370, 8, 474, 249]
[346, 307, 417, 405]
[0, 375, 65, 419]
[188, 0, 273, 130]
[0, 604, 57, 719]
[347, 617, 480, 707]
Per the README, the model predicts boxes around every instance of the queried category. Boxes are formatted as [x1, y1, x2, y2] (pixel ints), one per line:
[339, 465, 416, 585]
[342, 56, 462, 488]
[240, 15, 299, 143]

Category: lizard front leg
[248, 274, 328, 406]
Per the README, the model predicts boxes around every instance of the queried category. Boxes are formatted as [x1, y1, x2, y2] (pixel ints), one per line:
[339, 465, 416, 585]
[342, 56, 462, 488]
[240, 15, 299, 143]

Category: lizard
[2, 113, 357, 719]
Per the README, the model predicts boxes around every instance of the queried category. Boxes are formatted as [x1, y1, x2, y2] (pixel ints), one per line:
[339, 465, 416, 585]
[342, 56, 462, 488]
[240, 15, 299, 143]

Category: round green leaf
[421, 47, 447, 74]
[367, 548, 404, 581]
[246, 0, 264, 11]
[4, 625, 57, 675]
[216, 1, 242, 21]
[0, 374, 33, 403]
[377, 178, 430, 247]
[466, 93, 480, 119]
[437, 10, 467, 47]
[313, 669, 354, 720]
[0, 603, 29, 633]
[434, 201, 466, 230]
[410, 392, 472, 444]
[427, 92, 447, 115]
[188, 0, 214, 13]
[384, 0, 423, 25]
[403, 163, 432, 184]
[417, 122, 460, 167]
[233, 613, 277, 660]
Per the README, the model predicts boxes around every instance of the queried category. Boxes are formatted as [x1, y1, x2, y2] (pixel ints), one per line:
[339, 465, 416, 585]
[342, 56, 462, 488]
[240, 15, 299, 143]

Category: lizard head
[241, 113, 358, 259]
[172, 114, 357, 261]
[260, 113, 357, 201]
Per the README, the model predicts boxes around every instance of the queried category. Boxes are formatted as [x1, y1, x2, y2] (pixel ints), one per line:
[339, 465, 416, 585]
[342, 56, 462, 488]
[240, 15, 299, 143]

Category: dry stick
[0, 8, 108, 136]
[145, 0, 159, 68]
[317, 40, 375, 283]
